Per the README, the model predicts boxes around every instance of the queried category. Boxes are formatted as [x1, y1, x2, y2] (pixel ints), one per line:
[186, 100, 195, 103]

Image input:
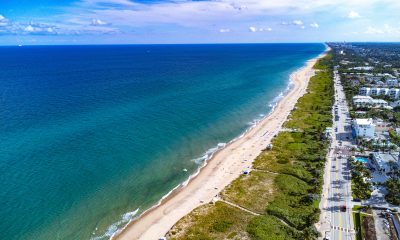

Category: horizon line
[2, 41, 400, 47]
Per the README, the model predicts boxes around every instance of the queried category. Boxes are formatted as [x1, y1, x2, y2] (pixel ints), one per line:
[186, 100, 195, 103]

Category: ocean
[0, 44, 325, 239]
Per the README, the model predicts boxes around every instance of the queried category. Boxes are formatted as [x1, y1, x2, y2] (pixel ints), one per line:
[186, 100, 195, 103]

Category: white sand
[113, 53, 326, 240]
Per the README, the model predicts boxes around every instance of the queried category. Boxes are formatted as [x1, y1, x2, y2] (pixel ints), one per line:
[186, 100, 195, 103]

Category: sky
[0, 0, 399, 45]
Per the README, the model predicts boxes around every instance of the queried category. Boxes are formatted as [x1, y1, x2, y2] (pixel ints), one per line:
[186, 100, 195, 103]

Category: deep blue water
[0, 44, 325, 239]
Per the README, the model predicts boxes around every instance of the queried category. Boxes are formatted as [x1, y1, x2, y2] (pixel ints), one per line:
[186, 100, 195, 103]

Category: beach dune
[113, 53, 325, 240]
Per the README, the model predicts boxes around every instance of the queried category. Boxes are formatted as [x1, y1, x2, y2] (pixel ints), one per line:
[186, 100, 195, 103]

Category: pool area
[354, 156, 369, 163]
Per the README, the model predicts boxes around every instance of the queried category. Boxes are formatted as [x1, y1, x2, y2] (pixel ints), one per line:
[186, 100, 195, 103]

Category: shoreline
[113, 49, 328, 240]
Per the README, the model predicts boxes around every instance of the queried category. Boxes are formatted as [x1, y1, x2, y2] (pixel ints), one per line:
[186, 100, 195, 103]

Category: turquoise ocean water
[0, 44, 325, 239]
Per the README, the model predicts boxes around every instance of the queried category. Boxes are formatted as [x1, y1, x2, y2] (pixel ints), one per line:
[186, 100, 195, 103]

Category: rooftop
[353, 95, 372, 100]
[372, 152, 399, 170]
[354, 118, 374, 125]
[373, 99, 388, 104]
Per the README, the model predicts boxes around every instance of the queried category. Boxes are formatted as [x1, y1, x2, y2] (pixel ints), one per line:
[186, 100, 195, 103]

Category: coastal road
[319, 69, 355, 240]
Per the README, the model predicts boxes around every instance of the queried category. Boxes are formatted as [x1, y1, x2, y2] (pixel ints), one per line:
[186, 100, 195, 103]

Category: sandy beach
[113, 52, 326, 240]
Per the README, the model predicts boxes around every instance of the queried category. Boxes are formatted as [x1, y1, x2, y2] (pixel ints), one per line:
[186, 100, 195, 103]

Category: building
[352, 118, 375, 138]
[371, 152, 400, 174]
[365, 73, 397, 84]
[352, 95, 389, 109]
[352, 66, 374, 71]
[359, 87, 400, 99]
[373, 99, 390, 109]
[374, 119, 391, 132]
[376, 81, 385, 86]
[365, 75, 383, 83]
[359, 87, 369, 95]
[389, 88, 400, 99]
[391, 100, 400, 108]
[387, 79, 399, 87]
[353, 96, 372, 108]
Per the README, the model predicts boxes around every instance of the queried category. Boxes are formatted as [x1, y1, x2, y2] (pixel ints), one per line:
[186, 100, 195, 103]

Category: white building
[365, 76, 383, 83]
[364, 74, 398, 85]
[374, 99, 390, 109]
[387, 79, 399, 87]
[389, 88, 400, 99]
[371, 152, 399, 174]
[352, 95, 389, 108]
[391, 100, 400, 108]
[374, 119, 391, 132]
[359, 87, 400, 99]
[352, 118, 375, 138]
[359, 87, 369, 95]
[352, 66, 374, 71]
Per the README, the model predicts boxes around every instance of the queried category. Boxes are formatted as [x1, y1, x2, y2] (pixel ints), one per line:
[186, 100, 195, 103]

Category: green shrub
[247, 215, 301, 240]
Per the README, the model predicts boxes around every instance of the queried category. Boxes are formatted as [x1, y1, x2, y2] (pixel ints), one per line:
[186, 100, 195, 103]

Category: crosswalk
[331, 225, 355, 233]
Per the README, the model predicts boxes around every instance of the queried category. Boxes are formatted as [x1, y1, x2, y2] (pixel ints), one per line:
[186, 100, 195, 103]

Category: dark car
[340, 205, 347, 212]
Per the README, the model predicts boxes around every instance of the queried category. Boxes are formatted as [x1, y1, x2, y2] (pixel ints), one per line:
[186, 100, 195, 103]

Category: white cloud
[365, 24, 400, 35]
[21, 24, 58, 34]
[365, 26, 383, 34]
[248, 26, 272, 32]
[281, 20, 305, 28]
[65, 0, 350, 31]
[24, 25, 35, 32]
[4, 0, 400, 41]
[287, 20, 305, 28]
[249, 26, 257, 32]
[348, 10, 361, 19]
[0, 14, 9, 27]
[78, 0, 136, 7]
[230, 3, 248, 11]
[219, 28, 230, 33]
[292, 20, 303, 25]
[382, 24, 400, 34]
[91, 18, 108, 26]
[46, 0, 400, 39]
[0, 16, 118, 36]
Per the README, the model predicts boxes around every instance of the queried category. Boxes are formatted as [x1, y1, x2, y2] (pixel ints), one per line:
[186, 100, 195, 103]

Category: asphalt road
[325, 70, 355, 240]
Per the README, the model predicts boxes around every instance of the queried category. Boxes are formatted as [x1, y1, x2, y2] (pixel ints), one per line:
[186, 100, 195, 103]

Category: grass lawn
[352, 205, 364, 211]
[352, 205, 375, 240]
[352, 206, 362, 240]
